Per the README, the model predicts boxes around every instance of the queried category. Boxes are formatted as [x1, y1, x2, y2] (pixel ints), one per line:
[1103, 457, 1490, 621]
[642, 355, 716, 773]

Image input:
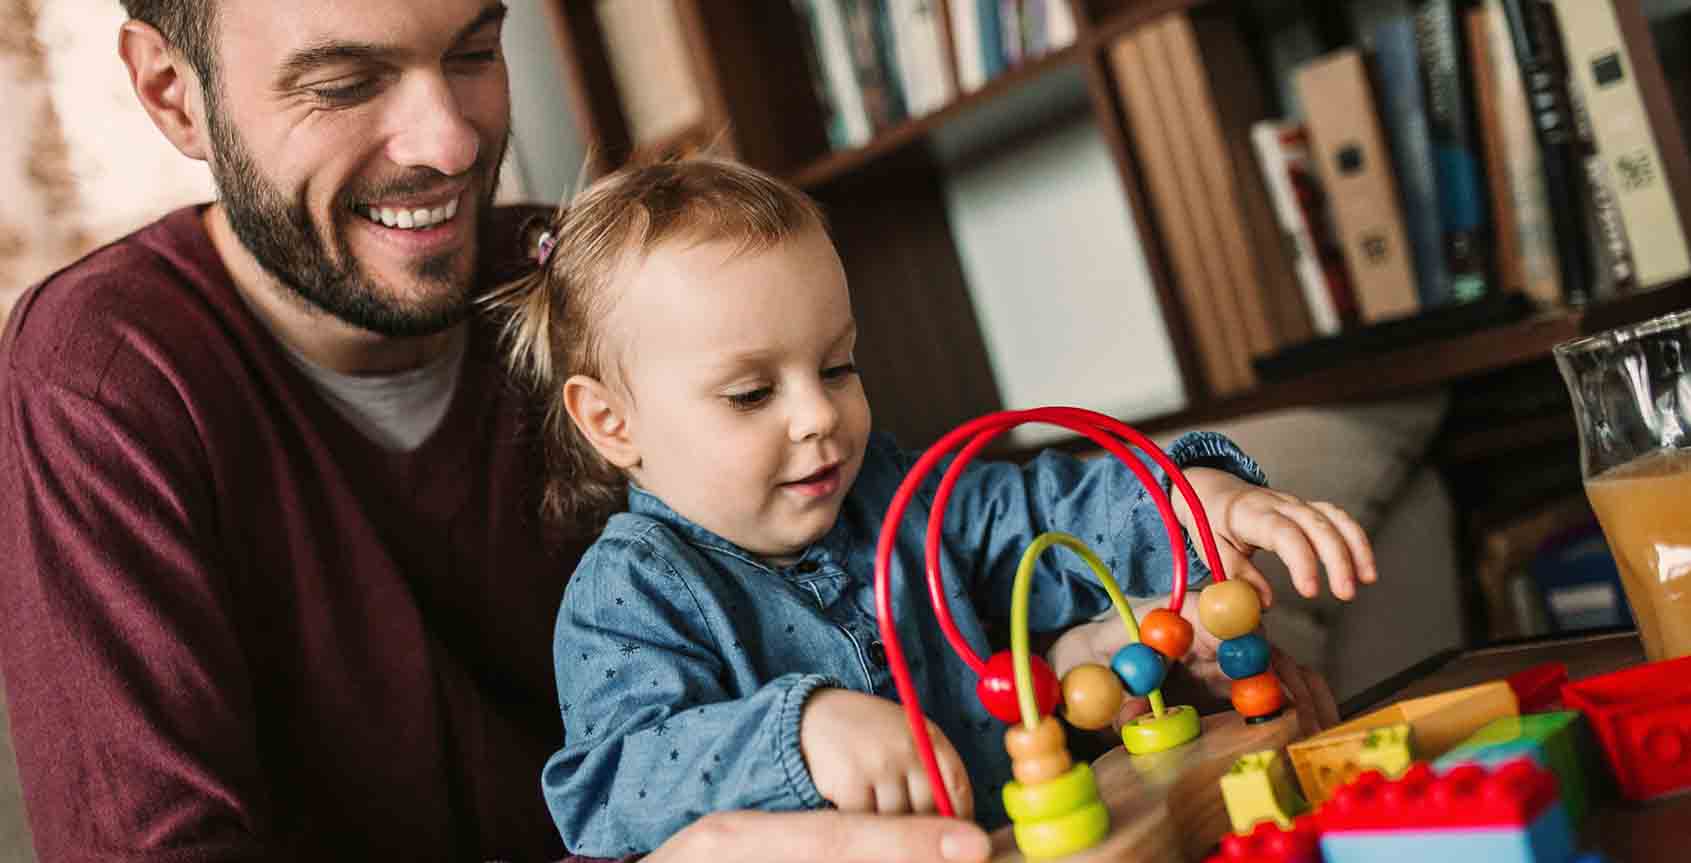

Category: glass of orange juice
[1556, 309, 1691, 661]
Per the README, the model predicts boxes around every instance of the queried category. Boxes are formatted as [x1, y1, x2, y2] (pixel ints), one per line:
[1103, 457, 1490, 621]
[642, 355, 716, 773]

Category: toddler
[488, 158, 1375, 857]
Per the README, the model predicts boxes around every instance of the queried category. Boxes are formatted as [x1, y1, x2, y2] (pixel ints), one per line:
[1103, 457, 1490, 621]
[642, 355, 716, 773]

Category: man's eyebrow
[274, 3, 509, 88]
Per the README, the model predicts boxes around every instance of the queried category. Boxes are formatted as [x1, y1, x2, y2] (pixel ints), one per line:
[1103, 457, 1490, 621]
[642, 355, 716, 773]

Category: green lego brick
[1438, 711, 1593, 827]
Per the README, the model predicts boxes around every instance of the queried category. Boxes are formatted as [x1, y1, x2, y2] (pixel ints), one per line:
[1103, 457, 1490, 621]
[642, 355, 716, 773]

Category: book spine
[840, 0, 905, 130]
[1296, 48, 1423, 323]
[1467, 5, 1524, 299]
[1415, 0, 1490, 303]
[805, 0, 874, 147]
[1500, 0, 1594, 304]
[1370, 16, 1449, 308]
[887, 0, 951, 117]
[948, 0, 987, 91]
[1046, 0, 1078, 50]
[976, 0, 1007, 80]
[792, 0, 851, 150]
[1253, 121, 1346, 336]
[1568, 77, 1639, 296]
[1483, 0, 1562, 305]
[1551, 0, 1691, 288]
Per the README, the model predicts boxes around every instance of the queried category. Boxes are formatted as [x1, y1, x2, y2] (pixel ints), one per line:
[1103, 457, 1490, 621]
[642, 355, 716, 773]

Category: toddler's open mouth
[782, 464, 842, 498]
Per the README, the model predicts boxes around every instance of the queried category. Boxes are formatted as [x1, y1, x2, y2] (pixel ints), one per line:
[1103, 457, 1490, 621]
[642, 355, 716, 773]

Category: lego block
[1508, 662, 1569, 713]
[1355, 723, 1414, 779]
[1204, 816, 1321, 863]
[1437, 711, 1593, 827]
[1288, 681, 1517, 804]
[1321, 761, 1559, 831]
[1320, 803, 1576, 863]
[1220, 750, 1309, 833]
[1563, 653, 1691, 801]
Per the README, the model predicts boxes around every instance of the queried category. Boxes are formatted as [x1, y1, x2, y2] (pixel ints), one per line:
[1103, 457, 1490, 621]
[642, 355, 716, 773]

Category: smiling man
[0, 1, 994, 861]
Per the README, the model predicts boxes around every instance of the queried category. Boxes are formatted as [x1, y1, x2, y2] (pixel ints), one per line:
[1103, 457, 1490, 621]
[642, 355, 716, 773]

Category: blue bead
[1111, 643, 1168, 696]
[1217, 633, 1271, 680]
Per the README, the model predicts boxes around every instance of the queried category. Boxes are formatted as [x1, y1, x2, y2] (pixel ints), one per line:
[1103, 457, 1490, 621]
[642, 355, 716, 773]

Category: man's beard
[206, 107, 506, 338]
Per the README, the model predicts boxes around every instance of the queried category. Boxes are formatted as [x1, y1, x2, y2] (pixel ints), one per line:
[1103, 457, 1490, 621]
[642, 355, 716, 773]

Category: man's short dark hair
[120, 0, 218, 89]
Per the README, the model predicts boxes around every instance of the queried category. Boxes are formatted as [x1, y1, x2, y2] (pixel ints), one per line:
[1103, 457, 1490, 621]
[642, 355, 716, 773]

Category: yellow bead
[1013, 751, 1073, 784]
[1013, 801, 1110, 859]
[1121, 704, 1202, 755]
[1061, 663, 1126, 731]
[1002, 762, 1102, 821]
[1004, 715, 1066, 760]
[1198, 580, 1262, 640]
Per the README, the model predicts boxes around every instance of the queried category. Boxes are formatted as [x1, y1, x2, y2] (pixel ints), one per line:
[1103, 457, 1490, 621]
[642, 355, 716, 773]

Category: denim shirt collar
[625, 482, 856, 573]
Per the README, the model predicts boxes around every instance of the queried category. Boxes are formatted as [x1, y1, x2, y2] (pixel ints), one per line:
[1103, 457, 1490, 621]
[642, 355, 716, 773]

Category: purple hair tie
[536, 231, 557, 267]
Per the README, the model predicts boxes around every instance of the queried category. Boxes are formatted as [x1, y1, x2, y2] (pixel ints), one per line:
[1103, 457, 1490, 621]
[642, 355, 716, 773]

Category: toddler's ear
[563, 375, 640, 470]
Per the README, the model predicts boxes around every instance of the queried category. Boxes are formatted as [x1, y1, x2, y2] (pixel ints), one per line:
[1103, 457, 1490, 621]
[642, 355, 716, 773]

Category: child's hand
[799, 688, 974, 819]
[1176, 467, 1377, 606]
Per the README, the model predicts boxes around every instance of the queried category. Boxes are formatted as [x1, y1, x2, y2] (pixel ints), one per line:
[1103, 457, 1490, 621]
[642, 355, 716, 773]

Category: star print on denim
[541, 430, 1265, 856]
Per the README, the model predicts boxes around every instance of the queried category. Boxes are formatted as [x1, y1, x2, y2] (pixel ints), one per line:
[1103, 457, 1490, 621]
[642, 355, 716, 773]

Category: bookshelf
[542, 0, 1691, 452]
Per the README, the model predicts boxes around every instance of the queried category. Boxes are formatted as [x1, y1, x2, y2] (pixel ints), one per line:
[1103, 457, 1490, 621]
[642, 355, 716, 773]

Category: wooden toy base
[990, 710, 1304, 862]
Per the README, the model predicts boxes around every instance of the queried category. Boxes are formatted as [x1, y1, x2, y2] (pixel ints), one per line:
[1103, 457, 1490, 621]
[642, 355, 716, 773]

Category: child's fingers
[1270, 502, 1359, 600]
[875, 777, 912, 815]
[1310, 501, 1377, 585]
[1223, 561, 1276, 610]
[1252, 510, 1323, 598]
[923, 722, 974, 819]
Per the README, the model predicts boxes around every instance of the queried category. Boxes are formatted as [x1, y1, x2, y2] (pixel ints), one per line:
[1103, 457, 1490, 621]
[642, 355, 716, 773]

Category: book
[594, 0, 706, 145]
[1253, 121, 1347, 336]
[948, 0, 987, 91]
[1499, 0, 1594, 304]
[796, 0, 874, 148]
[1470, 1, 1562, 307]
[841, 0, 908, 130]
[1364, 13, 1450, 309]
[1046, 0, 1078, 50]
[1109, 32, 1253, 396]
[1552, 0, 1691, 289]
[976, 0, 1008, 81]
[1414, 0, 1490, 304]
[1158, 13, 1281, 358]
[1568, 78, 1639, 297]
[1295, 49, 1422, 323]
[887, 0, 955, 117]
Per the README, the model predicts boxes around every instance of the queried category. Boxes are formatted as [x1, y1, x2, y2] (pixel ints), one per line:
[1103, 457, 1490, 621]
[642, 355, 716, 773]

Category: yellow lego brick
[1220, 750, 1308, 833]
[1356, 723, 1414, 778]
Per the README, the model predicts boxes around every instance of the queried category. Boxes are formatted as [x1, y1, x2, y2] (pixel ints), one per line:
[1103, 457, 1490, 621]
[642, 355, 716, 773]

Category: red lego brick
[1317, 761, 1559, 832]
[1205, 816, 1321, 863]
[1563, 654, 1691, 801]
[1507, 662, 1568, 713]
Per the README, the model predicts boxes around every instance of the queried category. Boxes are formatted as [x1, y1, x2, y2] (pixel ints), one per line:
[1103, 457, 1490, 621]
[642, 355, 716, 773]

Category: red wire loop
[873, 407, 1226, 817]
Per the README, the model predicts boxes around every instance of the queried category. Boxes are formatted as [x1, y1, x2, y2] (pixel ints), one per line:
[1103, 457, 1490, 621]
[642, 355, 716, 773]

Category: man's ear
[563, 374, 641, 470]
[118, 20, 211, 161]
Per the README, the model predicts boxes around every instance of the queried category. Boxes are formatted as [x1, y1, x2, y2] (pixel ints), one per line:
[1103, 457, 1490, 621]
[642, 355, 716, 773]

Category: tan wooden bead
[1005, 715, 1067, 759]
[1012, 750, 1074, 785]
[1061, 663, 1126, 731]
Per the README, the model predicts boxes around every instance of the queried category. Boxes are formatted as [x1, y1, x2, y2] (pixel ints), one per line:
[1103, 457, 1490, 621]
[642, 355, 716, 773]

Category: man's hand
[799, 689, 975, 818]
[642, 810, 991, 863]
[1174, 467, 1378, 606]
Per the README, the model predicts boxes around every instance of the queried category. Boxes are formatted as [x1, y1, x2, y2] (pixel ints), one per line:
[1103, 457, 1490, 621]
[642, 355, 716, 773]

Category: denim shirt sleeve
[541, 530, 836, 857]
[935, 430, 1265, 629]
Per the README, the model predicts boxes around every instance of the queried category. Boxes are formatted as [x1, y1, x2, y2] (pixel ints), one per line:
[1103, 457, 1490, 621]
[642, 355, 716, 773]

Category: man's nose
[385, 74, 480, 178]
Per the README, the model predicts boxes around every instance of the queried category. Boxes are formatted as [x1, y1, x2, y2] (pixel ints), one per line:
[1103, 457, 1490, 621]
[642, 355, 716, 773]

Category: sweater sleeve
[542, 535, 835, 858]
[0, 368, 291, 861]
[941, 431, 1267, 628]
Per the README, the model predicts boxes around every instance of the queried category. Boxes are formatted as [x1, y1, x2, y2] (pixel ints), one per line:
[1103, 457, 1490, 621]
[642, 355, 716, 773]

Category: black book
[1500, 0, 1593, 305]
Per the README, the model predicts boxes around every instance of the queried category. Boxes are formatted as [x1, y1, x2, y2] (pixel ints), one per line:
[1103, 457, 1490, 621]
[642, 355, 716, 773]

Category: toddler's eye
[726, 386, 774, 410]
[822, 362, 859, 381]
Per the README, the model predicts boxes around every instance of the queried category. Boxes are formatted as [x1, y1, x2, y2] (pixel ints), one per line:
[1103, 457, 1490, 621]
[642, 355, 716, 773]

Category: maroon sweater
[0, 207, 599, 861]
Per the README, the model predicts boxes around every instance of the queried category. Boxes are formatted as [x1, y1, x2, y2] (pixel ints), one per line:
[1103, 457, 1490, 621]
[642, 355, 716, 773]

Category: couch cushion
[1156, 393, 1449, 536]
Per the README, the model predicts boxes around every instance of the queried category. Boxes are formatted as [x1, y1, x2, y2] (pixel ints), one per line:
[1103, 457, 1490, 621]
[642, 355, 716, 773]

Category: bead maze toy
[871, 407, 1302, 860]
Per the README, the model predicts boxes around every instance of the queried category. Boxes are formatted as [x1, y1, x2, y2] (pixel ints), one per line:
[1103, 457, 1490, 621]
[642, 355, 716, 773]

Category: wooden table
[1344, 630, 1687, 863]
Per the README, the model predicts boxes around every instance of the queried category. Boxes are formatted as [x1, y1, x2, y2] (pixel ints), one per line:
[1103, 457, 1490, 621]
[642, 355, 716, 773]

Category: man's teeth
[363, 197, 460, 230]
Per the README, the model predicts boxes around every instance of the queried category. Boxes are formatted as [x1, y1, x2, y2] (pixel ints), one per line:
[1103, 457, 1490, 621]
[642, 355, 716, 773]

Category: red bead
[977, 651, 1061, 723]
[1230, 672, 1285, 718]
[1138, 609, 1195, 660]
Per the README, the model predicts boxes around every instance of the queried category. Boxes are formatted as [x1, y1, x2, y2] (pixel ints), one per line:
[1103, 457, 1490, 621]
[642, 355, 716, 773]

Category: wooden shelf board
[789, 44, 1087, 189]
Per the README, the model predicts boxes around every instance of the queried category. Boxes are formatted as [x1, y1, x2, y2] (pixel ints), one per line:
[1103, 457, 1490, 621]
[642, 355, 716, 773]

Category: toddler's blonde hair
[484, 156, 828, 535]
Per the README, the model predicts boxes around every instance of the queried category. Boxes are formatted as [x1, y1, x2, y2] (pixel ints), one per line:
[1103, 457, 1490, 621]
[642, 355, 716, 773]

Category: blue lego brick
[1320, 803, 1576, 863]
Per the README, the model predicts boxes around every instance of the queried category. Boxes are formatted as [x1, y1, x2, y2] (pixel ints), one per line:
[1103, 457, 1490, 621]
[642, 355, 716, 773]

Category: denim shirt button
[867, 641, 888, 668]
[793, 560, 820, 574]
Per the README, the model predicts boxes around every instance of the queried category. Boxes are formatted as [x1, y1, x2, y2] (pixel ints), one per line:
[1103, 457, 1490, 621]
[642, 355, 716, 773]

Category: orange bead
[1138, 608, 1196, 660]
[1005, 715, 1067, 760]
[1012, 750, 1074, 784]
[1061, 663, 1126, 731]
[1230, 672, 1285, 718]
[1199, 580, 1262, 640]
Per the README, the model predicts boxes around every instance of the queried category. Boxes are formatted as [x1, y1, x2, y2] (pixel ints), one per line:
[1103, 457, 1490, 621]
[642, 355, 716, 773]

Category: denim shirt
[542, 431, 1264, 856]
